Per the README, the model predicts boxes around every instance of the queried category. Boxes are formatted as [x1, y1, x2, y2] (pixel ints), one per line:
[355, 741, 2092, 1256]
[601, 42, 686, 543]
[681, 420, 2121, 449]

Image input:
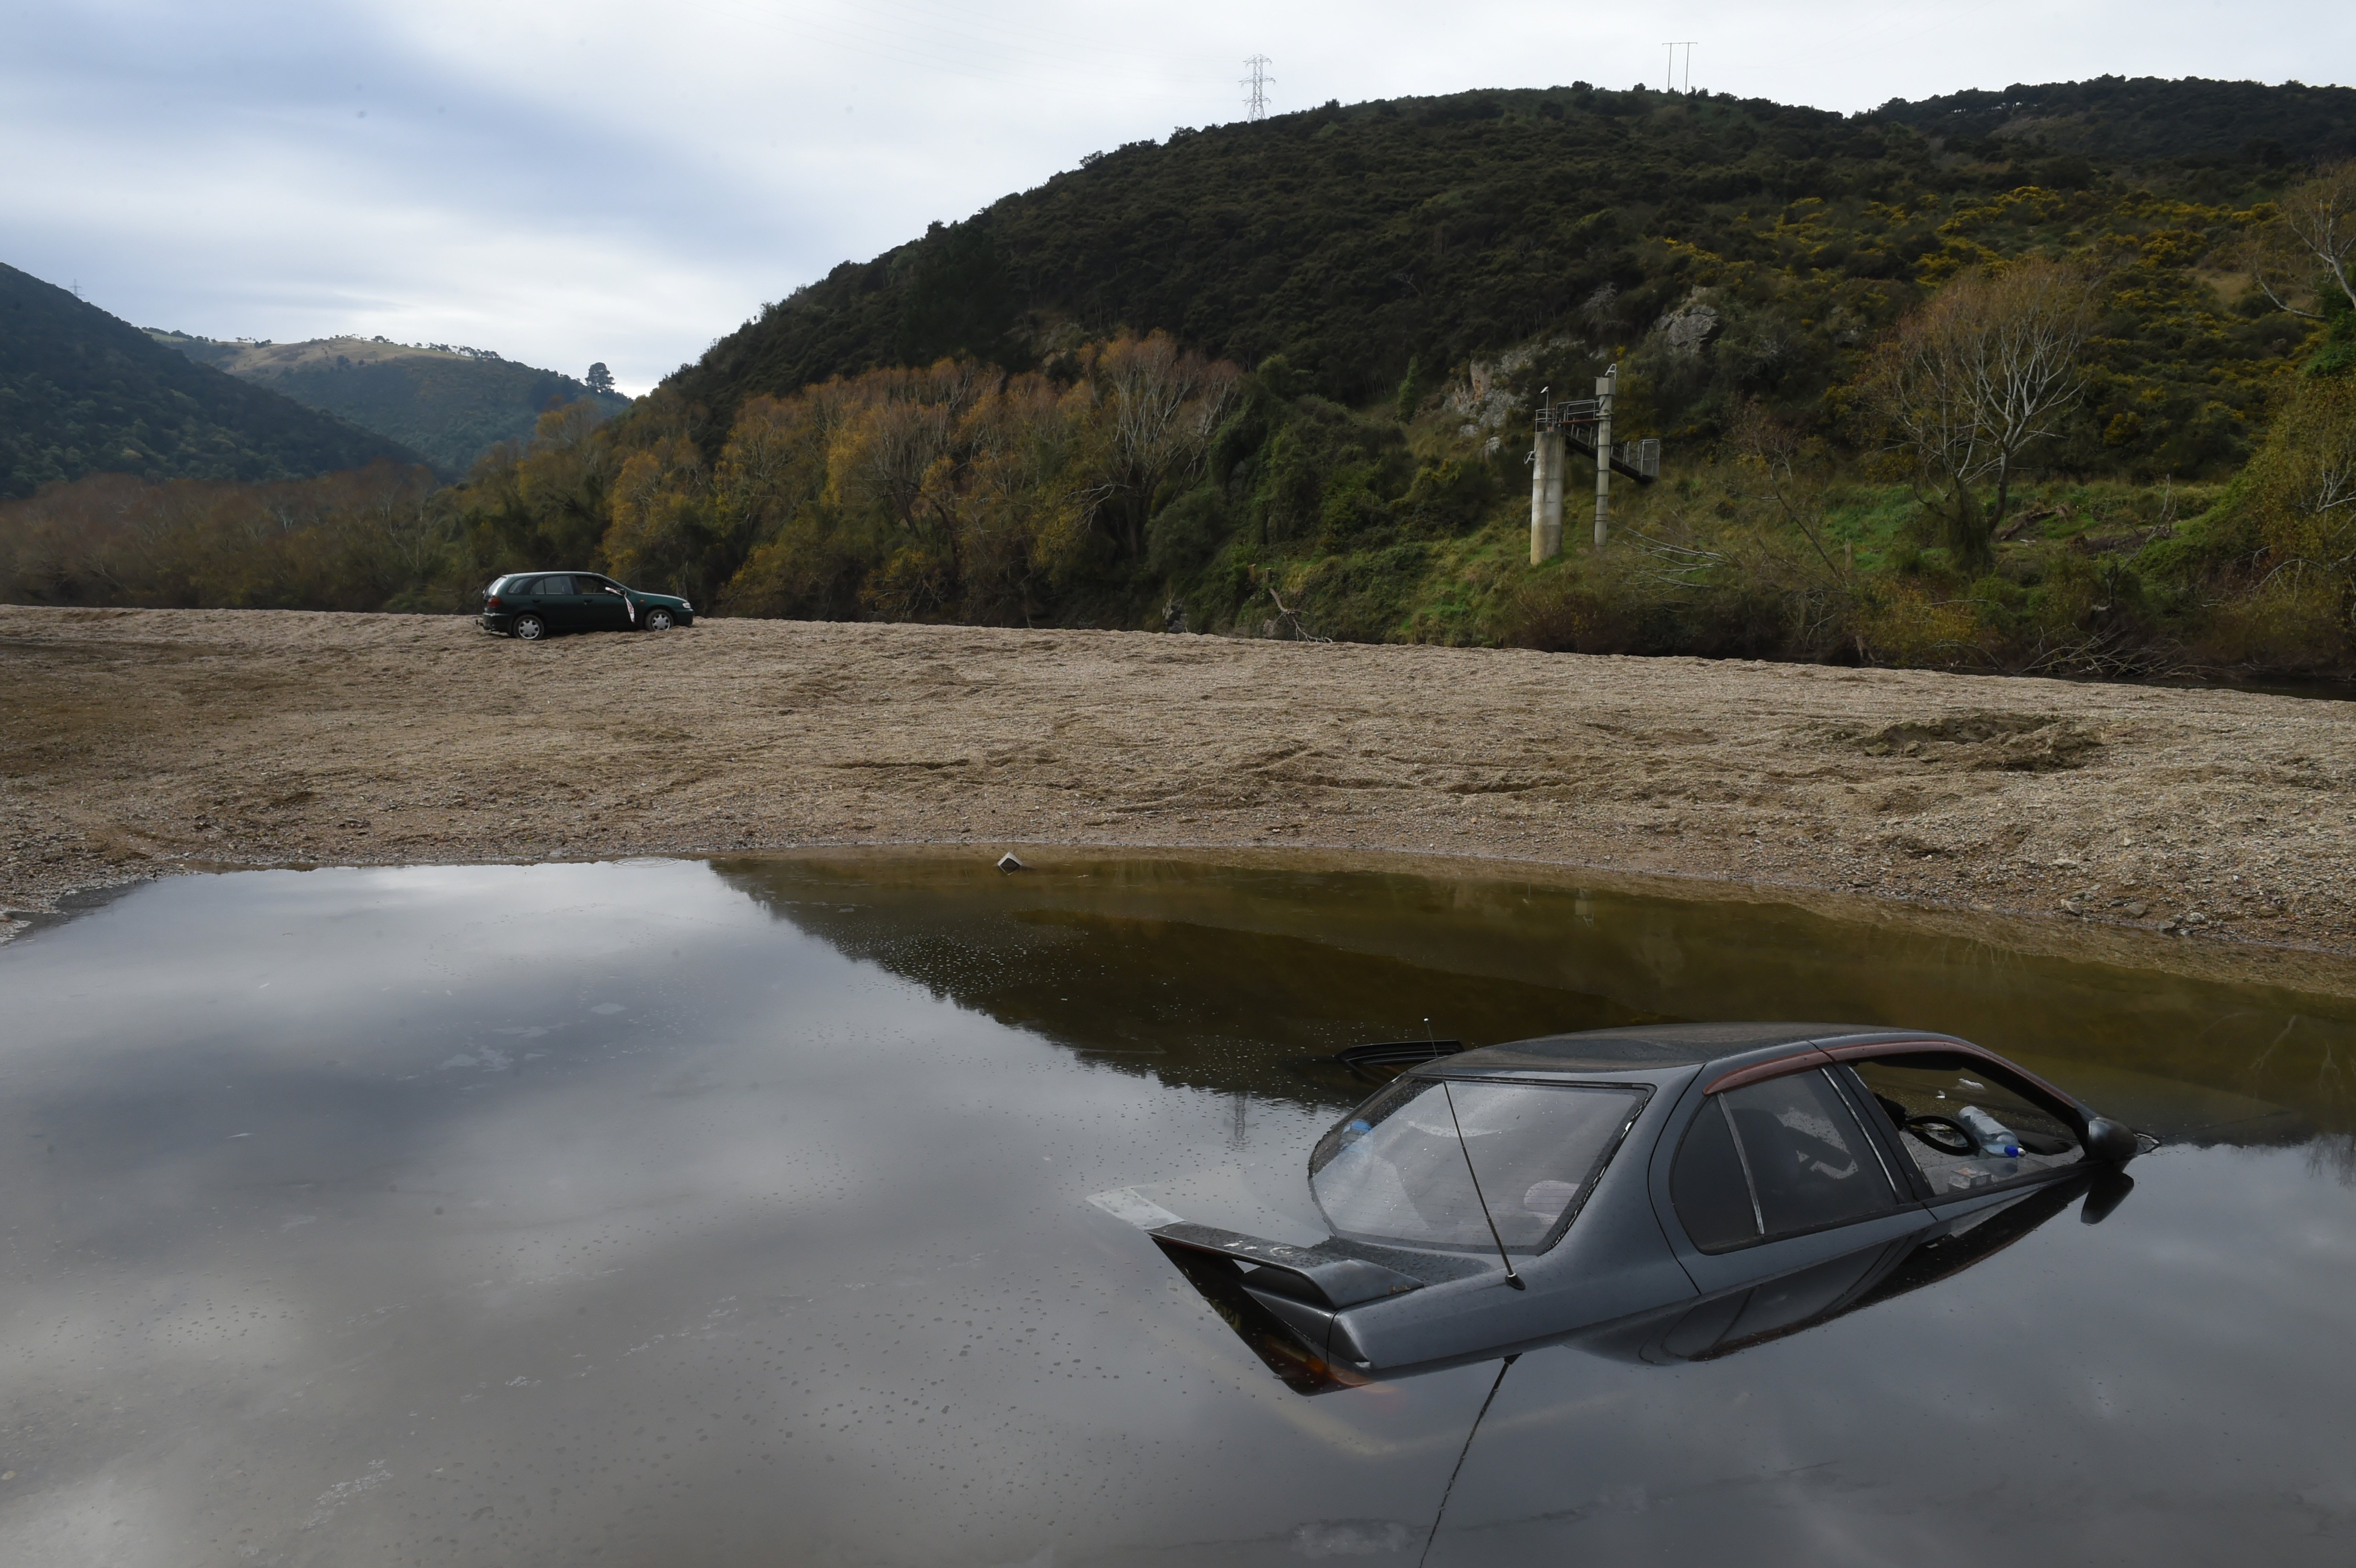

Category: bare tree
[1085, 332, 1240, 555]
[1861, 259, 2099, 571]
[2248, 160, 2356, 320]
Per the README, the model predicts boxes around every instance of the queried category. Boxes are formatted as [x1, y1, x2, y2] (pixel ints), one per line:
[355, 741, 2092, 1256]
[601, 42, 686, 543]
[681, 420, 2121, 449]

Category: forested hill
[151, 333, 633, 478]
[672, 75, 2353, 433]
[0, 264, 416, 500]
[1874, 77, 2356, 166]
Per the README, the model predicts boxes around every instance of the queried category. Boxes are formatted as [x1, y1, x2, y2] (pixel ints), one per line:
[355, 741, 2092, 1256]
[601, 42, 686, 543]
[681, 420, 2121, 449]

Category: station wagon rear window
[1308, 1079, 1645, 1254]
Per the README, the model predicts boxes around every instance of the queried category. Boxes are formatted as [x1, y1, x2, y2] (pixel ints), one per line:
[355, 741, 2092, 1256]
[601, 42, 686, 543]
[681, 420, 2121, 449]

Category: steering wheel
[1903, 1114, 1977, 1156]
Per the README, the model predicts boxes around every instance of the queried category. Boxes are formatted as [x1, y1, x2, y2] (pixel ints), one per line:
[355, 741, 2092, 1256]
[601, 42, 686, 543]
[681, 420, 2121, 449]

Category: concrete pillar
[1530, 427, 1564, 563]
[1593, 366, 1616, 549]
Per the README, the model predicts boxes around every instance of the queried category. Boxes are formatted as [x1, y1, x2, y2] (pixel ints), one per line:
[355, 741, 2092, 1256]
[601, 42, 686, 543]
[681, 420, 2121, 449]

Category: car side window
[1721, 1070, 1899, 1239]
[1850, 1057, 2084, 1195]
[539, 576, 575, 595]
[1676, 1069, 1901, 1252]
[1670, 1098, 1760, 1252]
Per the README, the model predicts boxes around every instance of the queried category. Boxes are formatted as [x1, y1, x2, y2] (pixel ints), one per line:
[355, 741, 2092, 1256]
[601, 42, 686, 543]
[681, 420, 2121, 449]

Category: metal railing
[1533, 398, 1602, 431]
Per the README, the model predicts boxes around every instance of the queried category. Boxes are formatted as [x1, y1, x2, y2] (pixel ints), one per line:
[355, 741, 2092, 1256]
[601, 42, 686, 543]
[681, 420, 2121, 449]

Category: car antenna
[1438, 1074, 1525, 1291]
[1418, 1352, 1519, 1568]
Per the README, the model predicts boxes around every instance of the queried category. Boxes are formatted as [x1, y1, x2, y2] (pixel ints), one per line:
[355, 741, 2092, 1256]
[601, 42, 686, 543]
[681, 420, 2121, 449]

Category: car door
[514, 574, 574, 629]
[577, 575, 634, 631]
[1655, 1065, 1934, 1299]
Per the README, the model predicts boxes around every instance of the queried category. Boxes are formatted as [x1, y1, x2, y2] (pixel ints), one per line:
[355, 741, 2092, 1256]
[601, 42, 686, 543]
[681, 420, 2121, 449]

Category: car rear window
[1309, 1078, 1645, 1254]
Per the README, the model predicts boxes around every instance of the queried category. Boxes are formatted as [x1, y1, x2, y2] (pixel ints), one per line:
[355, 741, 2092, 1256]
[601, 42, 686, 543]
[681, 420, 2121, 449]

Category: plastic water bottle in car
[1957, 1105, 2022, 1158]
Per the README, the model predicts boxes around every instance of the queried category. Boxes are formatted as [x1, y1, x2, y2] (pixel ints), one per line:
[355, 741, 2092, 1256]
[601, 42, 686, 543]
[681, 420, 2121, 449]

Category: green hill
[151, 333, 633, 477]
[0, 263, 416, 500]
[672, 74, 2352, 446]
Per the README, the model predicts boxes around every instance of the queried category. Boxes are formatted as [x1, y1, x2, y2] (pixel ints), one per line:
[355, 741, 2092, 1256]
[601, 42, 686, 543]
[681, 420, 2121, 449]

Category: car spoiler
[1334, 1038, 1464, 1080]
[1146, 1222, 1426, 1310]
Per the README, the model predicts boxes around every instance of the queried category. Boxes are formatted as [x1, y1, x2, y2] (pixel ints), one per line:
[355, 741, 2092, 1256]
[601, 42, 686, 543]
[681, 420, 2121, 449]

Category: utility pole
[1241, 55, 1273, 122]
[1662, 41, 1697, 94]
[1530, 386, 1563, 565]
[1592, 365, 1616, 547]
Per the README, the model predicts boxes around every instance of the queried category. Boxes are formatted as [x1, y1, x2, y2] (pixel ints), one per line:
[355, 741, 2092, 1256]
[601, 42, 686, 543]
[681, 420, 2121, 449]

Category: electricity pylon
[1241, 55, 1273, 121]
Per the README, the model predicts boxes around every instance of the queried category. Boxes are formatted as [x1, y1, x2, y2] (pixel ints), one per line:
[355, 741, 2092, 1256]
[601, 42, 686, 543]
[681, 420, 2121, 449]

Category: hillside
[672, 75, 2350, 458]
[9, 76, 2353, 682]
[152, 333, 633, 477]
[0, 263, 415, 501]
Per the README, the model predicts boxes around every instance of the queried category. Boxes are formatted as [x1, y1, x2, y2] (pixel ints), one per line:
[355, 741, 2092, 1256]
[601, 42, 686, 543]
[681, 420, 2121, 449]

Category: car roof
[1430, 1023, 1959, 1078]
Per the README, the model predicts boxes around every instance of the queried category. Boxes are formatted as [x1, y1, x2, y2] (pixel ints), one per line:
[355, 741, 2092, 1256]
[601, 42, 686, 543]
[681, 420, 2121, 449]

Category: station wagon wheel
[513, 613, 547, 641]
[642, 608, 675, 632]
[1903, 1113, 1976, 1155]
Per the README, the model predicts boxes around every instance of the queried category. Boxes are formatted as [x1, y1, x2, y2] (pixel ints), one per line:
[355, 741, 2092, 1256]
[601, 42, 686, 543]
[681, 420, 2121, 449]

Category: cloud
[1, 1, 2348, 392]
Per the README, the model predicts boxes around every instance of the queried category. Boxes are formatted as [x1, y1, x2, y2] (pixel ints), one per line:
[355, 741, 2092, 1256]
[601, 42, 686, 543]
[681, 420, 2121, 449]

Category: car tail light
[486, 594, 502, 608]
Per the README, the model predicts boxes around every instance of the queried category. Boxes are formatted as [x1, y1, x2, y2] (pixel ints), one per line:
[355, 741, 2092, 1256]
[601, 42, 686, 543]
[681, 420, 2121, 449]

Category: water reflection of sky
[1, 858, 2351, 1565]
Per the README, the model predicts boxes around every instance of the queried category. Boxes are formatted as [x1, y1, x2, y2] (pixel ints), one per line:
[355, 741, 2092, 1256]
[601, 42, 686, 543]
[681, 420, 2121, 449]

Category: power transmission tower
[1241, 55, 1273, 121]
[1661, 41, 1697, 94]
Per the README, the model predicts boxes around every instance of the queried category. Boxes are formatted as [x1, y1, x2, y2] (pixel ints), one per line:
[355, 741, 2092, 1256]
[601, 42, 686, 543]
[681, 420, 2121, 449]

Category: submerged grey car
[1101, 1023, 2148, 1394]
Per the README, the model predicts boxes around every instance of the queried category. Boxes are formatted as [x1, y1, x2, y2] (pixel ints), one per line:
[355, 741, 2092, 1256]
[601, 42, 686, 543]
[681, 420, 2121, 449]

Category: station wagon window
[1309, 1079, 1645, 1254]
[1673, 1069, 1899, 1252]
[1849, 1056, 2083, 1195]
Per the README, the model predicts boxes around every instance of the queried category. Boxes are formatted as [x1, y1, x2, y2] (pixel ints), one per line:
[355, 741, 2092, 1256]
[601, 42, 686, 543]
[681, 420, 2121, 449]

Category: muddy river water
[2, 854, 2352, 1566]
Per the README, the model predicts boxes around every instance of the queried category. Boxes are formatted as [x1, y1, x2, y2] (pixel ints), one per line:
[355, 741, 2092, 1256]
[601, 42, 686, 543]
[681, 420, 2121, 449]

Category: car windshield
[1308, 1078, 1644, 1253]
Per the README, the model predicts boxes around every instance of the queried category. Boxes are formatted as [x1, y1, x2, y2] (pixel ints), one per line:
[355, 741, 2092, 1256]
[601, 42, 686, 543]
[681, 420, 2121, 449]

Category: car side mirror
[2082, 1116, 2139, 1164]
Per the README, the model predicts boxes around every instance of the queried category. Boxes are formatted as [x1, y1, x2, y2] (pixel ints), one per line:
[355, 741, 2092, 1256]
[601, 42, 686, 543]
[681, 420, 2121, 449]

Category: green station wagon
[479, 573, 695, 640]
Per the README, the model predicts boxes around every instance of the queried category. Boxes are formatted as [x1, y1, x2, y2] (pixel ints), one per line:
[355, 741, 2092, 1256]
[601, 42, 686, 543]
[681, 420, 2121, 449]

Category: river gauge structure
[1530, 364, 1661, 562]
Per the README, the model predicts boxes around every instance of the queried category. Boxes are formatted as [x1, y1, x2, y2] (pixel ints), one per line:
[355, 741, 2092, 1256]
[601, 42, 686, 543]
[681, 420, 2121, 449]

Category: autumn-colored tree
[603, 432, 710, 598]
[0, 463, 445, 610]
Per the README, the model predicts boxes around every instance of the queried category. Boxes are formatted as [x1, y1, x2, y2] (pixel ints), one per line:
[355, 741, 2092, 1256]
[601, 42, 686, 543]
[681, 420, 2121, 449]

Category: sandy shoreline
[4, 604, 2352, 983]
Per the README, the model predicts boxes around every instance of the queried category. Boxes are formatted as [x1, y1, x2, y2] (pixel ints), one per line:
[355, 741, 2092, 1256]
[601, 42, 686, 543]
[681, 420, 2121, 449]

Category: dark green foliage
[0, 263, 414, 500]
[2306, 288, 2356, 378]
[151, 332, 633, 478]
[1145, 485, 1230, 577]
[669, 76, 2355, 450]
[1875, 77, 2356, 169]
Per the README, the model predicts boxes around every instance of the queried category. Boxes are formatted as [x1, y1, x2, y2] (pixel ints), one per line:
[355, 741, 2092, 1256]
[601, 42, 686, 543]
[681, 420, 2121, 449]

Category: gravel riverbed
[5, 605, 2351, 985]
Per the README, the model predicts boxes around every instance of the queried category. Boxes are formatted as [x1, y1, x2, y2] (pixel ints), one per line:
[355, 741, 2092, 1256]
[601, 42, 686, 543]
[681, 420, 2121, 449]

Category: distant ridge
[0, 263, 416, 500]
[1875, 76, 2356, 165]
[151, 333, 633, 477]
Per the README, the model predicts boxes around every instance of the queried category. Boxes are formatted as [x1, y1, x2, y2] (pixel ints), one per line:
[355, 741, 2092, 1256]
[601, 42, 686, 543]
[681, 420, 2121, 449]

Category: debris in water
[997, 854, 1025, 873]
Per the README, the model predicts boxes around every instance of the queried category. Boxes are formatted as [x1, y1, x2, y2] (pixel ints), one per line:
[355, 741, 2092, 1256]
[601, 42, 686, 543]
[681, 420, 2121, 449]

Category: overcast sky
[6, 1, 2347, 393]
